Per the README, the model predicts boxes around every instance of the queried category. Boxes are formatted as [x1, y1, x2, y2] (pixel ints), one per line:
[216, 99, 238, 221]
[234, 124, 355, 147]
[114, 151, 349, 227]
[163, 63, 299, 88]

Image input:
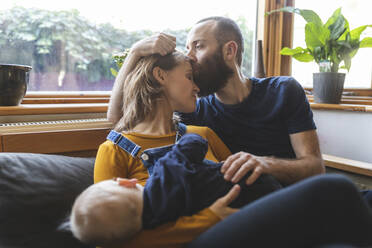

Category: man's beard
[192, 47, 234, 97]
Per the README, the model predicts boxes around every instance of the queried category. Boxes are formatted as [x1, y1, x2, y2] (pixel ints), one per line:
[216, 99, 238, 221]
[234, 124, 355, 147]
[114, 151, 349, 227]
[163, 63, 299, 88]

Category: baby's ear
[117, 178, 138, 188]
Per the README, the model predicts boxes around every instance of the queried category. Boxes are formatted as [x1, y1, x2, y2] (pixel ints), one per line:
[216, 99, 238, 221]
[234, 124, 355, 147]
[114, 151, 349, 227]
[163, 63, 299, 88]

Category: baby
[71, 133, 282, 246]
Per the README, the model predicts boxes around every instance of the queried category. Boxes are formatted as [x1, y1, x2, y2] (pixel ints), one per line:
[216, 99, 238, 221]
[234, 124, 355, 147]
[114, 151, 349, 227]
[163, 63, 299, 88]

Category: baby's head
[70, 178, 143, 246]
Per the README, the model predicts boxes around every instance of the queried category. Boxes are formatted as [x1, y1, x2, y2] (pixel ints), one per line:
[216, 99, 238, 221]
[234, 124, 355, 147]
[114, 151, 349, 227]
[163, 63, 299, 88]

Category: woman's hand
[131, 33, 176, 57]
[221, 152, 270, 185]
[209, 184, 240, 219]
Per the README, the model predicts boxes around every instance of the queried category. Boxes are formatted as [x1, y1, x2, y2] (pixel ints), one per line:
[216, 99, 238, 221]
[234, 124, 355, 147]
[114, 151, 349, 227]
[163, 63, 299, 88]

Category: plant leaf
[350, 25, 372, 40]
[280, 46, 307, 55]
[328, 15, 346, 40]
[299, 9, 323, 27]
[360, 37, 372, 48]
[325, 8, 341, 28]
[293, 53, 314, 62]
[313, 46, 323, 63]
[338, 18, 350, 41]
[265, 6, 300, 16]
[337, 40, 352, 49]
[266, 7, 323, 26]
[342, 54, 352, 71]
[110, 68, 118, 77]
[280, 46, 313, 62]
[305, 23, 329, 48]
[349, 48, 359, 59]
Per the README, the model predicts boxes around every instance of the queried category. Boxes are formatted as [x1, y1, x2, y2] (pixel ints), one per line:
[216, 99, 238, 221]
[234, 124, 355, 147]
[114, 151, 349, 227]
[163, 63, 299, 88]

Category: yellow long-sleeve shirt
[94, 125, 231, 248]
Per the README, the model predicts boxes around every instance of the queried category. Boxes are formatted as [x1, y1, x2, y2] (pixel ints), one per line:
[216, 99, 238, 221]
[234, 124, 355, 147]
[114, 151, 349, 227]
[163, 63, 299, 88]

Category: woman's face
[162, 60, 200, 113]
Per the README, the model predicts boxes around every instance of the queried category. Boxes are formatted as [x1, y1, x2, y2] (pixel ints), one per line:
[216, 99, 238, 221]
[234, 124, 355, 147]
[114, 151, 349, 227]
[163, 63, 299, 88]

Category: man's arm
[107, 33, 176, 125]
[221, 129, 325, 185]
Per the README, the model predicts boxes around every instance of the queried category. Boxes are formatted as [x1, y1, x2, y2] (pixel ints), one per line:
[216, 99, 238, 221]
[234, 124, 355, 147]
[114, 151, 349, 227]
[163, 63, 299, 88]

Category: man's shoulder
[254, 76, 300, 89]
[253, 76, 304, 99]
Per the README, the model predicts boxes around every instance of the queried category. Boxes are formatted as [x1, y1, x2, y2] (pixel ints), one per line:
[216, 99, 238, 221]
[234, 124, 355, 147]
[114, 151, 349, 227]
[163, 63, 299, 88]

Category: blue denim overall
[106, 123, 187, 176]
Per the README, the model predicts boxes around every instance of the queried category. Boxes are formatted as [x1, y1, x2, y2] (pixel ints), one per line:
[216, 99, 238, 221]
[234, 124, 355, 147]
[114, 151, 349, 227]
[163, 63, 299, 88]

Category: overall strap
[106, 130, 141, 158]
[176, 122, 187, 142]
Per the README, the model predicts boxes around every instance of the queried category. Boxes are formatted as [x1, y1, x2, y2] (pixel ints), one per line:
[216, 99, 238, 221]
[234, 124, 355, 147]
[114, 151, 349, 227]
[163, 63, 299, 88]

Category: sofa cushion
[0, 153, 95, 248]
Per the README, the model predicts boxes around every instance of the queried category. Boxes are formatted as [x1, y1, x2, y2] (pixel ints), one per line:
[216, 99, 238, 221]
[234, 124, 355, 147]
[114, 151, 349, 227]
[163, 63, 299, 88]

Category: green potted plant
[110, 48, 130, 77]
[267, 7, 372, 103]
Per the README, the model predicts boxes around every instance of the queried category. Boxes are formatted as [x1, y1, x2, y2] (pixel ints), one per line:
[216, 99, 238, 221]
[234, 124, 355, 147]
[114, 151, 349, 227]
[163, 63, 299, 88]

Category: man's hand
[221, 152, 270, 185]
[209, 184, 240, 219]
[131, 33, 176, 57]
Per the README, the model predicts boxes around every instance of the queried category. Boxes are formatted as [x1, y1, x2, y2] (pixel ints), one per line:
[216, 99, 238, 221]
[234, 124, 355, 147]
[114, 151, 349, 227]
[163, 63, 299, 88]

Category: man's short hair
[197, 16, 244, 66]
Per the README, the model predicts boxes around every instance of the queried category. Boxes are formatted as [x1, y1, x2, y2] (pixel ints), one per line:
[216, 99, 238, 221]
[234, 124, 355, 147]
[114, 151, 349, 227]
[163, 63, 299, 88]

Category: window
[291, 0, 372, 88]
[0, 0, 257, 92]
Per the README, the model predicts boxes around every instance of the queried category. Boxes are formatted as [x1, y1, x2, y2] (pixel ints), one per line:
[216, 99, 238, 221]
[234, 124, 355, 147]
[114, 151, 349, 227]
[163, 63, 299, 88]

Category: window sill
[0, 103, 108, 116]
[2, 97, 372, 117]
[310, 103, 372, 112]
[305, 87, 372, 97]
[22, 92, 110, 104]
[307, 95, 372, 112]
[324, 154, 372, 177]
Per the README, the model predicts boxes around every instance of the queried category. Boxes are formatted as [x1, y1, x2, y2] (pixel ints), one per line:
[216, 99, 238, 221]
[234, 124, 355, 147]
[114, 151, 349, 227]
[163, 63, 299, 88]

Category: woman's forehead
[176, 60, 192, 71]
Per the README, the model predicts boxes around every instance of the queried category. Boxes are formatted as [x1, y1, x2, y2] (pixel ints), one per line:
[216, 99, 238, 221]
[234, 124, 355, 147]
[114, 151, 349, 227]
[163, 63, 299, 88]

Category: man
[108, 16, 324, 186]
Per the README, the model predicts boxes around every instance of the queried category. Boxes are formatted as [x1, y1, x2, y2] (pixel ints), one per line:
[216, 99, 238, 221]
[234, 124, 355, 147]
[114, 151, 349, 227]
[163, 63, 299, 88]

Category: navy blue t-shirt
[179, 76, 316, 158]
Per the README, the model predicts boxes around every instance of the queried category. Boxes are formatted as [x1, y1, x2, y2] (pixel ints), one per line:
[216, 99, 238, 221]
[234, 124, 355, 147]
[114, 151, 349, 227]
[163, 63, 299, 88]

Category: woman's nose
[187, 50, 197, 62]
[193, 83, 200, 93]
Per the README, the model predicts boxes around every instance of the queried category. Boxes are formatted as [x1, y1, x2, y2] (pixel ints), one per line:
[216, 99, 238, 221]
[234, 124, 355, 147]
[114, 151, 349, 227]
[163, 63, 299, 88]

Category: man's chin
[196, 78, 226, 97]
[197, 90, 211, 97]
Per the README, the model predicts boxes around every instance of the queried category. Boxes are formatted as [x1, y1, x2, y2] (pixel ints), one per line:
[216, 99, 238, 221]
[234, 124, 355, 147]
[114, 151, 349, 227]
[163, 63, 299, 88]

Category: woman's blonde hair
[115, 51, 188, 132]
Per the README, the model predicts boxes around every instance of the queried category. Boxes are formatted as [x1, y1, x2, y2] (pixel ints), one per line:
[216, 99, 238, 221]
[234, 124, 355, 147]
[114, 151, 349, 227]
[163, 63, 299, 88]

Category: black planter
[313, 72, 345, 104]
[0, 64, 32, 106]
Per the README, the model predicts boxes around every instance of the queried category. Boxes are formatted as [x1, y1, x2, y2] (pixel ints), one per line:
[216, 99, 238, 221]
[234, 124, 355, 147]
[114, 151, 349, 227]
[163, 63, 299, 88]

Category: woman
[94, 34, 237, 248]
[95, 34, 372, 248]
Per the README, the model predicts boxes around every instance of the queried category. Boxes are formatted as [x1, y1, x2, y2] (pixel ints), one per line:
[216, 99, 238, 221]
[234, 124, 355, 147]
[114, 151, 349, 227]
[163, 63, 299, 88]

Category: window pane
[292, 0, 372, 88]
[0, 1, 257, 92]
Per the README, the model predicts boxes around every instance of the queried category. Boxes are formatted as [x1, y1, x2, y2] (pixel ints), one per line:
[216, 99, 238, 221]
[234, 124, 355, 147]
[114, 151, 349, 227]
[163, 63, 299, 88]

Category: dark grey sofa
[0, 152, 95, 248]
[1, 153, 368, 248]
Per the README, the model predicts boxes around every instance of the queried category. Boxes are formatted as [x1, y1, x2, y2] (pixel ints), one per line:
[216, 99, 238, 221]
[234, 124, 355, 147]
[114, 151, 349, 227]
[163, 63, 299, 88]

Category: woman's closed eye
[186, 73, 194, 81]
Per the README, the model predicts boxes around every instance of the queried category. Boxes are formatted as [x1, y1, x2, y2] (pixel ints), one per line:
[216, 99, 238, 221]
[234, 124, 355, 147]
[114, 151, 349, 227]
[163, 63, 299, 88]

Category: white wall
[313, 109, 372, 163]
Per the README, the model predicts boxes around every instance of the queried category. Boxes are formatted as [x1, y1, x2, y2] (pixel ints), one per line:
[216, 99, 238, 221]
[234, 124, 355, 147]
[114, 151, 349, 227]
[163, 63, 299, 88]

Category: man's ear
[153, 66, 167, 85]
[222, 41, 238, 63]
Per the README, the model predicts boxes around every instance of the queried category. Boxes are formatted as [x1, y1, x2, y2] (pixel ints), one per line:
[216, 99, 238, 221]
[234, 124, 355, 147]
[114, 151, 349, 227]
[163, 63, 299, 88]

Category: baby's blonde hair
[115, 51, 188, 132]
[70, 180, 142, 246]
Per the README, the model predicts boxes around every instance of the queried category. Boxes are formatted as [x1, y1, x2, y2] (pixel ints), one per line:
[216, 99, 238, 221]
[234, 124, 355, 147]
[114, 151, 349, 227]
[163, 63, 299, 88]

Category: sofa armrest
[0, 152, 95, 248]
